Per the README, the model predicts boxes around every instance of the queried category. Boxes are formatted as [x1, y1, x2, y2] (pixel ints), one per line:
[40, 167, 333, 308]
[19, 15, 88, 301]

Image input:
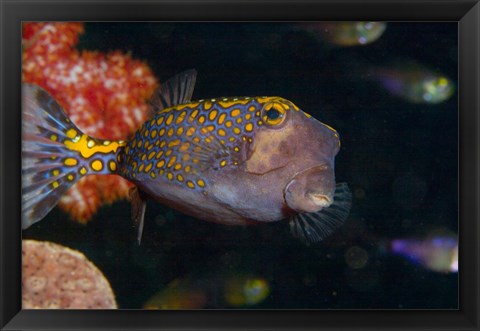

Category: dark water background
[23, 22, 458, 309]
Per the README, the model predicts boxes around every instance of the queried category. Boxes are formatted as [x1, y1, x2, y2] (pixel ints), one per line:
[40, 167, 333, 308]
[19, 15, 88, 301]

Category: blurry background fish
[299, 22, 387, 47]
[143, 273, 270, 309]
[390, 235, 458, 273]
[364, 61, 455, 104]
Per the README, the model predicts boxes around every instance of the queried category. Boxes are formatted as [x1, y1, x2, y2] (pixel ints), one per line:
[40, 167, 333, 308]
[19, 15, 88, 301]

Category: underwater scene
[21, 22, 458, 309]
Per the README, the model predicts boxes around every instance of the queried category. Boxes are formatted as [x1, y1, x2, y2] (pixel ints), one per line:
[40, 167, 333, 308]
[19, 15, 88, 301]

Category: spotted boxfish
[22, 70, 352, 244]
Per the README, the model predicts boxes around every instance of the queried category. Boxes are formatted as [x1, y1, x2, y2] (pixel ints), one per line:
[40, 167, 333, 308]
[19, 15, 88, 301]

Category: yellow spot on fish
[168, 139, 181, 148]
[137, 140, 142, 148]
[236, 117, 242, 124]
[248, 105, 256, 112]
[207, 125, 215, 132]
[229, 137, 236, 142]
[103, 140, 111, 146]
[50, 134, 58, 141]
[245, 114, 252, 120]
[186, 180, 195, 189]
[67, 174, 74, 181]
[91, 160, 103, 172]
[174, 163, 182, 171]
[198, 115, 206, 124]
[233, 127, 241, 135]
[166, 114, 174, 125]
[177, 127, 184, 136]
[141, 154, 147, 161]
[167, 128, 174, 137]
[220, 160, 227, 167]
[52, 169, 60, 176]
[138, 164, 145, 172]
[245, 123, 253, 132]
[177, 174, 184, 182]
[145, 163, 153, 172]
[204, 101, 213, 110]
[132, 162, 138, 171]
[148, 151, 156, 160]
[159, 128, 166, 136]
[217, 113, 226, 125]
[87, 140, 95, 148]
[197, 179, 205, 187]
[66, 129, 77, 139]
[109, 161, 117, 171]
[186, 127, 195, 137]
[144, 130, 150, 138]
[151, 130, 157, 139]
[167, 156, 177, 168]
[157, 116, 165, 125]
[150, 172, 156, 178]
[167, 172, 174, 180]
[156, 160, 165, 168]
[79, 167, 87, 175]
[176, 111, 187, 124]
[160, 141, 166, 148]
[189, 109, 199, 122]
[52, 181, 59, 188]
[234, 146, 240, 152]
[64, 158, 78, 166]
[218, 129, 226, 137]
[183, 154, 190, 162]
[185, 165, 191, 172]
[179, 142, 190, 152]
[156, 151, 164, 159]
[209, 109, 218, 121]
[231, 109, 241, 117]
[225, 121, 233, 128]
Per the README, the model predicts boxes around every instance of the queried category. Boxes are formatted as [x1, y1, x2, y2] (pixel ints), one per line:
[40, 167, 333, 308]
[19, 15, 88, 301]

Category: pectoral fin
[289, 182, 352, 244]
[130, 186, 147, 244]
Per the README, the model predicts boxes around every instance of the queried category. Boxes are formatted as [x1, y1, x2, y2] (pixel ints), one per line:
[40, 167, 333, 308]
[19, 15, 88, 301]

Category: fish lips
[284, 163, 336, 213]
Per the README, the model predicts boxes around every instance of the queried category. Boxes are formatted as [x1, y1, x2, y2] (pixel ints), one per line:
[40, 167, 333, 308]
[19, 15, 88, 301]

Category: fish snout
[284, 164, 335, 213]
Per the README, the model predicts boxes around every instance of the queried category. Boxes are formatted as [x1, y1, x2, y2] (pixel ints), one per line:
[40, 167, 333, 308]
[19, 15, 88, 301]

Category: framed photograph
[1, 1, 479, 330]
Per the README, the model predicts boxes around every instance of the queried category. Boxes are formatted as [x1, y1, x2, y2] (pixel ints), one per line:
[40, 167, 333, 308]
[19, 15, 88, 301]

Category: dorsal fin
[149, 69, 197, 111]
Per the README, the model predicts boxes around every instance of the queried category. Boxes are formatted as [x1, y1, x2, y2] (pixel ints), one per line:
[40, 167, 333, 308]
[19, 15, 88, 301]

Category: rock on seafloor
[22, 239, 117, 309]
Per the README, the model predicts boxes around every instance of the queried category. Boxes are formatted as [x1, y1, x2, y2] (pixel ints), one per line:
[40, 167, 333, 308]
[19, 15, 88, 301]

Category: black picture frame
[1, 1, 479, 330]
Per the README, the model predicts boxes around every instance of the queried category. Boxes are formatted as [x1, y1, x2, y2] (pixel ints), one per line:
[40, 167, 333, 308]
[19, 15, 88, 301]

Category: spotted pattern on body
[119, 96, 304, 191]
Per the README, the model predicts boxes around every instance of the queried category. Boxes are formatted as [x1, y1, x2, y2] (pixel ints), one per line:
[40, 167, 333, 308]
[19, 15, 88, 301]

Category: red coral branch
[22, 22, 158, 224]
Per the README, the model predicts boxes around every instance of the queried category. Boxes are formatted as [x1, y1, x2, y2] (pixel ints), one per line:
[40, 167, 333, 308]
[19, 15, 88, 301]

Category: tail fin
[22, 84, 125, 229]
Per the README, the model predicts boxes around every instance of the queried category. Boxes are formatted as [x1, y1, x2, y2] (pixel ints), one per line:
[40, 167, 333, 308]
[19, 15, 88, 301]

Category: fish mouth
[306, 192, 332, 207]
[284, 164, 335, 213]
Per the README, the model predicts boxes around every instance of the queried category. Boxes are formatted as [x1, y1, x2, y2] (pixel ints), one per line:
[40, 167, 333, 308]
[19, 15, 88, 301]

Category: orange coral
[22, 22, 158, 223]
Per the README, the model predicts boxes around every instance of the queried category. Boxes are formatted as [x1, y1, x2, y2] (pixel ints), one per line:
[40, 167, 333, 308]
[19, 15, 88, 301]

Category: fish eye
[262, 102, 287, 126]
[266, 108, 282, 120]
